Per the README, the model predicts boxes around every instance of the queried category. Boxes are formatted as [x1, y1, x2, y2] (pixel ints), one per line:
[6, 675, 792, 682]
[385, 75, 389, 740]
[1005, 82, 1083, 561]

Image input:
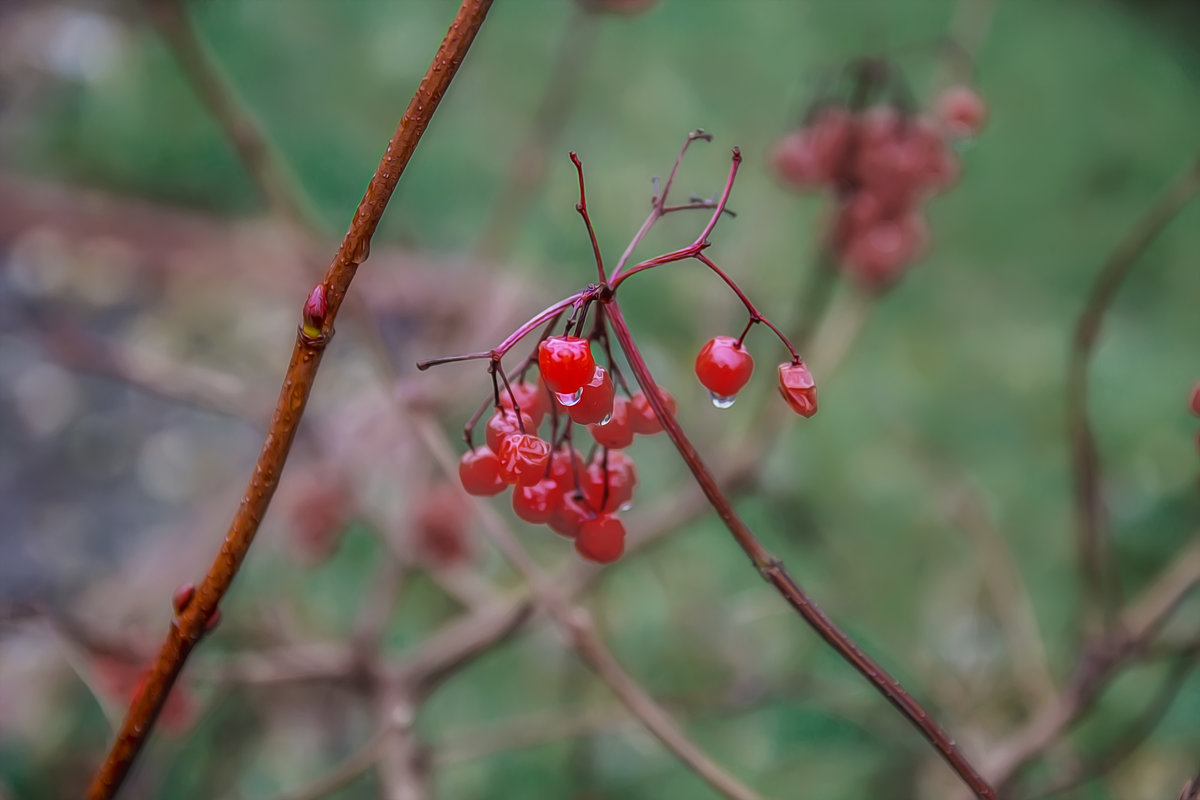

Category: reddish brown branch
[84, 1, 496, 796]
[1066, 152, 1200, 634]
[603, 298, 997, 800]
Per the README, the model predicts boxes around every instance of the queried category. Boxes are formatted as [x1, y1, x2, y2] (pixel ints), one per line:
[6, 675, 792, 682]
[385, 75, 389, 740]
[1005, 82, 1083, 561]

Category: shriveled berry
[567, 366, 615, 426]
[936, 85, 987, 139]
[574, 514, 626, 563]
[695, 336, 754, 400]
[499, 380, 548, 426]
[629, 387, 676, 434]
[485, 409, 535, 453]
[548, 493, 592, 538]
[589, 395, 634, 449]
[512, 478, 562, 524]
[459, 446, 506, 496]
[496, 433, 551, 486]
[777, 361, 818, 418]
[538, 336, 596, 396]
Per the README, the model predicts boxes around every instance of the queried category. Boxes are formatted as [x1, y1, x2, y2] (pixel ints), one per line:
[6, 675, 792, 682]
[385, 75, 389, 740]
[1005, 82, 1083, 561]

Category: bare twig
[85, 2, 496, 795]
[267, 729, 385, 800]
[1067, 151, 1200, 633]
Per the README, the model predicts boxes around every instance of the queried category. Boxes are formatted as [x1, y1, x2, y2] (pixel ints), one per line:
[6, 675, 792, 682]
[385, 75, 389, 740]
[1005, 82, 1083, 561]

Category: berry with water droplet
[538, 336, 595, 396]
[496, 433, 551, 486]
[459, 446, 507, 496]
[589, 396, 634, 449]
[695, 336, 754, 400]
[567, 366, 615, 425]
[777, 361, 818, 417]
[574, 514, 626, 563]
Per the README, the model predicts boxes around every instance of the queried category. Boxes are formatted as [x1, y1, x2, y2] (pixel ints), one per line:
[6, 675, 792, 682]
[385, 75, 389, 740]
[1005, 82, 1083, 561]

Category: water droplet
[599, 412, 613, 426]
[556, 389, 583, 407]
[350, 237, 371, 264]
[709, 392, 737, 409]
[619, 502, 632, 512]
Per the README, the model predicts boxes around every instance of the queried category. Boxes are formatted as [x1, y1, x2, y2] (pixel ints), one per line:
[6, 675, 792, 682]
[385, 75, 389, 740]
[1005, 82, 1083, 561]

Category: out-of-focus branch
[1067, 151, 1200, 634]
[140, 0, 320, 230]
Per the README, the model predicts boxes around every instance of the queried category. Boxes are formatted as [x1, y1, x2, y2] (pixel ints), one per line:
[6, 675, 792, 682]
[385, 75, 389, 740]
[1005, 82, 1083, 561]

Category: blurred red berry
[416, 484, 474, 567]
[567, 366, 615, 425]
[1190, 382, 1200, 417]
[589, 395, 634, 449]
[777, 362, 818, 417]
[936, 85, 988, 138]
[695, 336, 754, 400]
[459, 446, 506, 496]
[771, 130, 825, 190]
[496, 433, 551, 486]
[538, 336, 596, 396]
[629, 386, 676, 434]
[574, 515, 627, 563]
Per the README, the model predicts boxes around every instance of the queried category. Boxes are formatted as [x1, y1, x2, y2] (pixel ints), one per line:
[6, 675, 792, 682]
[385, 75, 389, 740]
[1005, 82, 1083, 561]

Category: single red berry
[582, 451, 637, 513]
[499, 380, 548, 427]
[777, 362, 818, 418]
[771, 130, 825, 190]
[589, 395, 634, 449]
[548, 445, 586, 492]
[1190, 381, 1200, 417]
[840, 213, 928, 289]
[538, 336, 596, 396]
[459, 446, 506, 496]
[496, 433, 551, 486]
[936, 85, 987, 139]
[695, 336, 754, 401]
[574, 514, 626, 563]
[548, 493, 592, 538]
[512, 477, 563, 524]
[485, 409, 535, 453]
[629, 386, 676, 434]
[415, 485, 474, 567]
[567, 366, 615, 426]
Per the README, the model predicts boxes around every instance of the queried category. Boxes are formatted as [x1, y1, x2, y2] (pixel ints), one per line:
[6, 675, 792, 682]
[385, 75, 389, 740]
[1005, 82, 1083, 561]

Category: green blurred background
[1, 1, 1199, 798]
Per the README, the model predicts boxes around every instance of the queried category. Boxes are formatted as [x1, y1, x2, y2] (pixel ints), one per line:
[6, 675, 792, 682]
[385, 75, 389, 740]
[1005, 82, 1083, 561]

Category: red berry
[629, 387, 676, 434]
[512, 477, 563, 524]
[548, 446, 586, 492]
[771, 130, 825, 190]
[589, 395, 634, 449]
[459, 446, 506, 496]
[574, 515, 626, 563]
[936, 85, 987, 139]
[695, 336, 754, 400]
[839, 212, 928, 289]
[582, 451, 637, 513]
[567, 366, 615, 426]
[548, 493, 592, 538]
[499, 380, 548, 426]
[538, 336, 596, 396]
[496, 433, 551, 486]
[777, 362, 818, 418]
[485, 409, 535, 453]
[1190, 381, 1200, 417]
[415, 484, 474, 567]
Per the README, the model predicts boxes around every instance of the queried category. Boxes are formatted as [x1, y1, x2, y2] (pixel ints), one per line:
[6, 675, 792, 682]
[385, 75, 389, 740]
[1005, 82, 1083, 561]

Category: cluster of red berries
[694, 334, 817, 416]
[771, 82, 986, 288]
[457, 335, 676, 564]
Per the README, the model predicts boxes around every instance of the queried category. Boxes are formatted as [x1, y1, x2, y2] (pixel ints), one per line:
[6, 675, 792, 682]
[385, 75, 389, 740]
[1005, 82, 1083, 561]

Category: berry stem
[85, 1, 497, 797]
[570, 152, 606, 283]
[604, 298, 997, 800]
[693, 252, 802, 362]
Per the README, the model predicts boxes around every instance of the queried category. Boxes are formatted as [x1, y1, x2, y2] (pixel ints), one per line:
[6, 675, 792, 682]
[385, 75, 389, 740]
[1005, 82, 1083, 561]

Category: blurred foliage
[2, 0, 1200, 799]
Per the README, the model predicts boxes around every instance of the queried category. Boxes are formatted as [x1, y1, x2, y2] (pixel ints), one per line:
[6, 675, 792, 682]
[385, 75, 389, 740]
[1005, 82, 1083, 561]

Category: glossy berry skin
[583, 451, 636, 513]
[574, 514, 626, 563]
[589, 395, 634, 449]
[512, 478, 562, 524]
[485, 409, 535, 453]
[458, 446, 507, 496]
[777, 362, 818, 418]
[548, 446, 585, 492]
[548, 493, 592, 538]
[538, 336, 596, 396]
[629, 387, 676, 435]
[567, 366, 615, 425]
[936, 85, 987, 139]
[499, 380, 548, 426]
[495, 433, 551, 486]
[695, 336, 754, 398]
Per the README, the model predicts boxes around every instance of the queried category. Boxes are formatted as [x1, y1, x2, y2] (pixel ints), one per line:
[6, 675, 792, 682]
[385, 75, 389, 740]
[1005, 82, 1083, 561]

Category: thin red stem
[693, 252, 801, 361]
[603, 299, 996, 800]
[570, 152, 606, 283]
